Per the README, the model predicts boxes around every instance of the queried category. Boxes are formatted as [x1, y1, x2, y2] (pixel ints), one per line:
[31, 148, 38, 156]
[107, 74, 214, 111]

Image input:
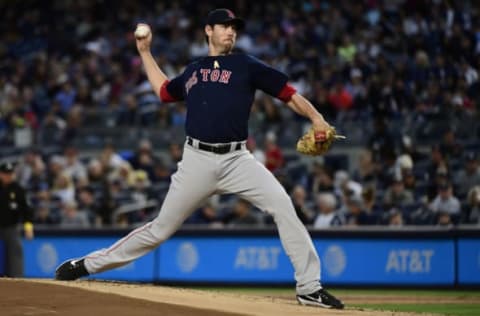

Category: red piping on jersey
[160, 80, 178, 102]
[277, 83, 297, 102]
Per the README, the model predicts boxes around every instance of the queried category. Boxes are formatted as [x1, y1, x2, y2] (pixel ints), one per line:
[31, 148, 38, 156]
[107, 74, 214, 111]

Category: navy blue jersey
[163, 54, 290, 143]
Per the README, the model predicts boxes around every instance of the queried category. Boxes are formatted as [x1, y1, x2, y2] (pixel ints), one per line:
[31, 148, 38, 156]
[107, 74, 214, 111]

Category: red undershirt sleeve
[159, 80, 179, 102]
[277, 83, 297, 102]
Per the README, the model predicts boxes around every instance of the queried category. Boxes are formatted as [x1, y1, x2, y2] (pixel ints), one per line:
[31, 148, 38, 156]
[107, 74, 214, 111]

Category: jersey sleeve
[247, 55, 290, 98]
[160, 73, 185, 102]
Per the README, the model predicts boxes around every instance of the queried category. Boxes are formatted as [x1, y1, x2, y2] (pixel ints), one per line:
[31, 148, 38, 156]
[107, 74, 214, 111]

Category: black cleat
[55, 258, 89, 280]
[296, 288, 344, 309]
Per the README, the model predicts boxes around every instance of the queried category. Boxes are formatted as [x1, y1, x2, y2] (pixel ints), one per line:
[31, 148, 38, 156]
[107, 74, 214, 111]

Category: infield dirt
[0, 279, 451, 315]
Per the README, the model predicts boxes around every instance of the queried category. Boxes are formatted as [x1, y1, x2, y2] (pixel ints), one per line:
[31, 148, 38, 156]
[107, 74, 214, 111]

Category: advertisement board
[23, 237, 155, 281]
[157, 237, 455, 285]
[457, 238, 480, 284]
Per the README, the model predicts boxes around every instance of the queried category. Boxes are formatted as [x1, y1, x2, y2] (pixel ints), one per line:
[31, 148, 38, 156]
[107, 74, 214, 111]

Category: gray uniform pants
[85, 142, 321, 295]
[0, 225, 24, 277]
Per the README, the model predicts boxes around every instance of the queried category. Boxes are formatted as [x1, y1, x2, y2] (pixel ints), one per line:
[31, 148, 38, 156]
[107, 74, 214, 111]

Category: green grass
[196, 287, 480, 297]
[353, 303, 480, 316]
[192, 287, 480, 316]
[333, 288, 480, 297]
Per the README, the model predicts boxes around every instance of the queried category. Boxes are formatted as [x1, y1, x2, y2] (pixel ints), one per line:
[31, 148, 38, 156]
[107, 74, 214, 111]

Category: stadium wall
[1, 227, 478, 286]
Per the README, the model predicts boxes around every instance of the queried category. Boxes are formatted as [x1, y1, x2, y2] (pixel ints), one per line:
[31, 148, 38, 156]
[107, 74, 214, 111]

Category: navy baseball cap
[206, 8, 245, 30]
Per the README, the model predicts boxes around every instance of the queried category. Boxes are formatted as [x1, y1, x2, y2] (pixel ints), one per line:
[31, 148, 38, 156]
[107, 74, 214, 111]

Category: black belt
[187, 137, 243, 154]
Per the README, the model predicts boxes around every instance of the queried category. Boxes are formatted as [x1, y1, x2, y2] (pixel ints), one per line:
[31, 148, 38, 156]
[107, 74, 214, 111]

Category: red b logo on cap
[226, 9, 235, 18]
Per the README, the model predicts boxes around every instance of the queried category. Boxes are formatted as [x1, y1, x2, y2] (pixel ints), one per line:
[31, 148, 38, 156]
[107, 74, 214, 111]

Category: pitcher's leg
[84, 146, 216, 274]
[218, 152, 321, 295]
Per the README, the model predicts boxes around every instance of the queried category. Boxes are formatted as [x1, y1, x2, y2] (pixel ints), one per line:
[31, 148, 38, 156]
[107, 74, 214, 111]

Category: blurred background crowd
[0, 0, 479, 229]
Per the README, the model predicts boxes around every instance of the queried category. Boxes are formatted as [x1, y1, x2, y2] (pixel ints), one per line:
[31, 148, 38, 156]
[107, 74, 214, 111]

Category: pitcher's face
[206, 23, 237, 54]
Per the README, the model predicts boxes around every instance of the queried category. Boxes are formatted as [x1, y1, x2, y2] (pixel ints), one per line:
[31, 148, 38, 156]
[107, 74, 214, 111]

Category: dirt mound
[0, 279, 435, 316]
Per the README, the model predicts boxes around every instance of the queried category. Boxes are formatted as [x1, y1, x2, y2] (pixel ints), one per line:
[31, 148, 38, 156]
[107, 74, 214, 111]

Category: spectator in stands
[99, 140, 126, 173]
[426, 164, 451, 201]
[223, 199, 261, 227]
[33, 201, 59, 225]
[399, 135, 426, 163]
[409, 196, 436, 225]
[167, 143, 183, 170]
[16, 148, 40, 187]
[171, 103, 187, 126]
[246, 136, 266, 165]
[426, 145, 449, 182]
[63, 145, 87, 184]
[156, 104, 172, 129]
[38, 111, 66, 145]
[352, 149, 377, 188]
[394, 154, 414, 182]
[402, 169, 417, 197]
[362, 186, 381, 214]
[16, 148, 47, 192]
[345, 68, 367, 108]
[334, 170, 362, 207]
[151, 159, 172, 184]
[383, 175, 415, 210]
[291, 185, 314, 225]
[54, 79, 76, 116]
[59, 201, 90, 228]
[264, 131, 284, 173]
[109, 161, 135, 190]
[430, 182, 461, 221]
[130, 170, 152, 204]
[388, 209, 404, 227]
[440, 129, 463, 160]
[436, 211, 454, 227]
[189, 29, 209, 59]
[185, 202, 222, 226]
[129, 139, 160, 180]
[453, 152, 480, 199]
[344, 195, 372, 226]
[328, 81, 353, 116]
[310, 80, 334, 119]
[118, 95, 140, 126]
[86, 159, 107, 192]
[262, 97, 283, 129]
[313, 192, 343, 228]
[308, 162, 335, 198]
[461, 186, 480, 225]
[51, 173, 75, 204]
[76, 186, 99, 226]
[46, 155, 66, 187]
[274, 169, 294, 195]
[368, 117, 396, 167]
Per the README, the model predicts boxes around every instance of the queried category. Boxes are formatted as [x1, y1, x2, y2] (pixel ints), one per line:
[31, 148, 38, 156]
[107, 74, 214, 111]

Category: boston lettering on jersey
[160, 53, 296, 143]
[185, 69, 233, 94]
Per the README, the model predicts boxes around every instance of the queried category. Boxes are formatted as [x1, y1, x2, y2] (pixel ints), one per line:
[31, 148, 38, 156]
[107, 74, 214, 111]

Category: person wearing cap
[55, 8, 343, 309]
[0, 162, 34, 277]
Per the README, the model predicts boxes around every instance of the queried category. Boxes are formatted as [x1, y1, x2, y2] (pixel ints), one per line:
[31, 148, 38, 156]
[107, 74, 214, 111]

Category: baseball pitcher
[55, 8, 343, 309]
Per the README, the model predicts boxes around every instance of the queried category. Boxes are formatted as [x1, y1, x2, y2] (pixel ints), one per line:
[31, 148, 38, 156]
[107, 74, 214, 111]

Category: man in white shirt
[313, 192, 343, 228]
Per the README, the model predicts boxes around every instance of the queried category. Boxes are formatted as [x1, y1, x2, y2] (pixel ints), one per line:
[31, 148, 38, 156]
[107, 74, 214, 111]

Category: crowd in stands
[1, 0, 479, 228]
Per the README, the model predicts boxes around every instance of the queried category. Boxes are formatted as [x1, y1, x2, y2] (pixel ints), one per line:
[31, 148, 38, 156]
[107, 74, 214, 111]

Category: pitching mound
[0, 279, 432, 316]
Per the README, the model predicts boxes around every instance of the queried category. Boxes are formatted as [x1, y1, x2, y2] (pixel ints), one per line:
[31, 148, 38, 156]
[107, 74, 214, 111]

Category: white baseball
[135, 24, 150, 39]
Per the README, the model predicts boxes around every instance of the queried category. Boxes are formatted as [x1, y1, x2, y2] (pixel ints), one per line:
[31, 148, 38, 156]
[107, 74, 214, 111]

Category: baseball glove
[296, 126, 345, 156]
